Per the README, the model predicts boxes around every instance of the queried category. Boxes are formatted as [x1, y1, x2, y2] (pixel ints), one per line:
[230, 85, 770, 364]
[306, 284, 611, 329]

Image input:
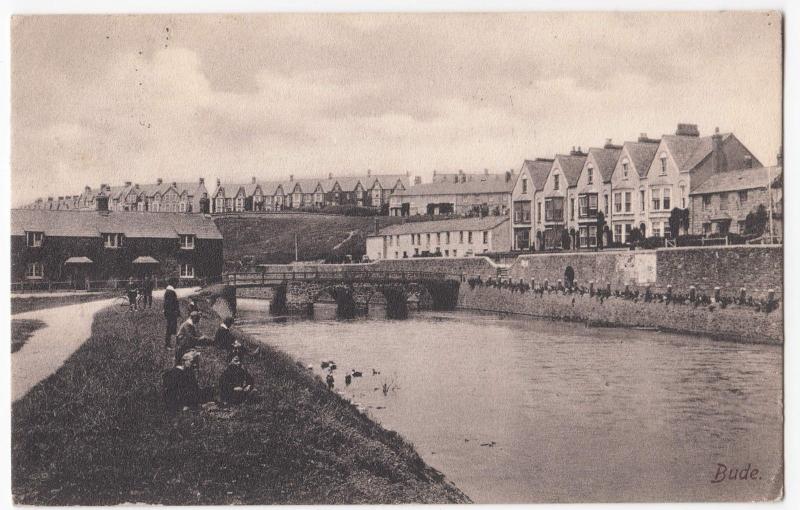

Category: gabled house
[539, 149, 587, 249]
[642, 123, 761, 238]
[510, 158, 553, 250]
[573, 143, 621, 249]
[608, 135, 660, 244]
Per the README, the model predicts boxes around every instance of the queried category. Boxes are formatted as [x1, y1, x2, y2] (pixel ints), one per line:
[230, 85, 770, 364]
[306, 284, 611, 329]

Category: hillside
[214, 214, 399, 266]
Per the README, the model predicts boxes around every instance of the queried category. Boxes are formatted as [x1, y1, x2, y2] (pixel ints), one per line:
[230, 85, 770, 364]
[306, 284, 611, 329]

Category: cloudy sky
[11, 12, 781, 206]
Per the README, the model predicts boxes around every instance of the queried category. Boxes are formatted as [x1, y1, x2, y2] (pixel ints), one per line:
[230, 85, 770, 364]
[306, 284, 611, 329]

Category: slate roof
[521, 159, 554, 191]
[623, 140, 660, 177]
[11, 209, 223, 239]
[554, 154, 587, 186]
[393, 179, 514, 197]
[689, 166, 781, 195]
[374, 216, 509, 236]
[586, 148, 622, 182]
[660, 134, 746, 173]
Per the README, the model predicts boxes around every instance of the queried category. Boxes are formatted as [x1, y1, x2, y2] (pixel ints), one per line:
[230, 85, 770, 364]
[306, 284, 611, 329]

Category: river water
[236, 300, 782, 503]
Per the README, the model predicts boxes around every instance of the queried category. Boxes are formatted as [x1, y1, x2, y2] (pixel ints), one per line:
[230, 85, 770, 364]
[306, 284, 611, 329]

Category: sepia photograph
[5, 5, 790, 507]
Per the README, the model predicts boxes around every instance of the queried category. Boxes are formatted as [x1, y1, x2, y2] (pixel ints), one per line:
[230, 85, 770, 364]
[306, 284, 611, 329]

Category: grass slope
[12, 295, 468, 505]
[215, 215, 400, 265]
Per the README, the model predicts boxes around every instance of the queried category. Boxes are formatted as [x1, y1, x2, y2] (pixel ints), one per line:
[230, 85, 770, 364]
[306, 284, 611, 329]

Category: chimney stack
[675, 123, 700, 137]
[216, 178, 221, 187]
[414, 176, 421, 185]
[172, 181, 177, 189]
[290, 174, 294, 182]
[711, 127, 726, 173]
[252, 176, 256, 184]
[329, 172, 333, 179]
[367, 169, 371, 177]
[84, 185, 91, 194]
[157, 178, 163, 185]
[199, 177, 205, 185]
[95, 193, 109, 213]
[124, 181, 132, 187]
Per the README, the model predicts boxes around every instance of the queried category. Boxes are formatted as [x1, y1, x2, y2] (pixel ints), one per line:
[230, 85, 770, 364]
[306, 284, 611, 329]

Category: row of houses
[11, 207, 224, 286]
[510, 124, 782, 251]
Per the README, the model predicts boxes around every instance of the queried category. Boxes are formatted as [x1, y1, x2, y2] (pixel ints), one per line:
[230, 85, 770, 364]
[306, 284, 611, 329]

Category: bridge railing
[222, 269, 464, 286]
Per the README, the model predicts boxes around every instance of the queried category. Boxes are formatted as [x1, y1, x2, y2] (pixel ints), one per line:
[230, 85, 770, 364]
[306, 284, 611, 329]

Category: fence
[11, 276, 207, 294]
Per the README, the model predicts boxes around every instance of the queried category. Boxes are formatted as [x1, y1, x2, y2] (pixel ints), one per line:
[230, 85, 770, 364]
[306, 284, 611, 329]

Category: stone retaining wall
[457, 285, 782, 345]
[371, 256, 499, 279]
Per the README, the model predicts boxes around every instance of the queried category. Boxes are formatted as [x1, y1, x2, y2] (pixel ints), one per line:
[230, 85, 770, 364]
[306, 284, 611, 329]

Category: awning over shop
[64, 256, 93, 264]
[132, 256, 160, 264]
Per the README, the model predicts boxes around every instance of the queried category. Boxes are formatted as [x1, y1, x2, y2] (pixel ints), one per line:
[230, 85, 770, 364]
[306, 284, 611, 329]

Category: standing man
[126, 276, 139, 312]
[142, 274, 154, 309]
[163, 279, 180, 348]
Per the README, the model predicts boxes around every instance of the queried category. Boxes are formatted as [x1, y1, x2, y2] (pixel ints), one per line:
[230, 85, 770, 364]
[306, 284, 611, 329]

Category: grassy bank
[12, 294, 468, 505]
[11, 319, 46, 353]
[11, 292, 115, 315]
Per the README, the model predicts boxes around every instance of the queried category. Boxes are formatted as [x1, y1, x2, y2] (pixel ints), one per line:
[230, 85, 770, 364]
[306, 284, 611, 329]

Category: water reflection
[236, 306, 782, 503]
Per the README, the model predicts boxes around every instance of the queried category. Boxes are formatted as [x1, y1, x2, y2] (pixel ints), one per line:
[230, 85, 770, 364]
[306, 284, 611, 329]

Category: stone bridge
[222, 270, 461, 318]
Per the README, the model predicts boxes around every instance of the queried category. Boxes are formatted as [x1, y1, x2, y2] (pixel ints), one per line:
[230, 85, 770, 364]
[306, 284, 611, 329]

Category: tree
[596, 211, 606, 250]
[681, 208, 690, 234]
[744, 204, 769, 236]
[668, 208, 682, 239]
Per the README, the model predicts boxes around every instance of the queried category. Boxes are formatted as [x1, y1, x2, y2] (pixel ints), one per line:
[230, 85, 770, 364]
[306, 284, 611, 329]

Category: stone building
[608, 136, 661, 244]
[539, 149, 587, 249]
[510, 158, 553, 251]
[573, 143, 622, 249]
[366, 216, 511, 260]
[388, 175, 514, 217]
[689, 165, 783, 239]
[11, 207, 223, 286]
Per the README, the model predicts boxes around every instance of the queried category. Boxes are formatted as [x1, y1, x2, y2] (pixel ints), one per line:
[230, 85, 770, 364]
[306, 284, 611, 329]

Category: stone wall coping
[514, 250, 656, 261]
[653, 244, 782, 253]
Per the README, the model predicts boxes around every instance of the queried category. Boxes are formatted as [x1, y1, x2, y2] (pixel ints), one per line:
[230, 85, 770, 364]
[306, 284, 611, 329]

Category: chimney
[216, 178, 221, 188]
[100, 183, 107, 191]
[367, 169, 371, 177]
[433, 170, 437, 176]
[329, 172, 333, 180]
[135, 183, 140, 190]
[84, 185, 91, 194]
[172, 181, 177, 189]
[484, 168, 489, 175]
[414, 176, 421, 185]
[505, 171, 512, 182]
[290, 174, 294, 182]
[57, 196, 63, 201]
[777, 146, 783, 167]
[675, 123, 700, 137]
[710, 127, 726, 173]
[406, 170, 410, 176]
[157, 178, 163, 185]
[124, 181, 132, 187]
[252, 176, 257, 184]
[199, 177, 204, 185]
[95, 193, 109, 213]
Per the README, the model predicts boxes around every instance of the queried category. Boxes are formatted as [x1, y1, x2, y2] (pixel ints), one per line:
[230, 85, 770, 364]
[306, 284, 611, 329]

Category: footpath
[12, 287, 198, 402]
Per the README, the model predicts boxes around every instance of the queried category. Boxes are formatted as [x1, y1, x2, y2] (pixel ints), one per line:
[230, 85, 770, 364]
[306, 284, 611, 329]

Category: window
[739, 190, 748, 203]
[680, 186, 686, 208]
[614, 224, 622, 243]
[445, 232, 450, 244]
[453, 249, 458, 257]
[459, 231, 464, 243]
[604, 194, 609, 214]
[640, 190, 645, 211]
[26, 231, 43, 247]
[660, 153, 668, 175]
[103, 233, 123, 248]
[544, 198, 564, 222]
[468, 232, 473, 244]
[414, 248, 419, 256]
[395, 251, 399, 259]
[587, 167, 593, 184]
[651, 189, 661, 211]
[436, 233, 441, 244]
[719, 192, 729, 210]
[426, 233, 431, 245]
[537, 202, 542, 224]
[579, 195, 588, 218]
[553, 174, 560, 190]
[513, 201, 531, 224]
[663, 188, 671, 210]
[652, 223, 661, 237]
[179, 234, 195, 249]
[703, 223, 711, 235]
[703, 195, 711, 210]
[663, 221, 671, 238]
[180, 263, 195, 278]
[444, 250, 449, 257]
[588, 225, 597, 247]
[614, 192, 622, 213]
[522, 178, 528, 194]
[579, 226, 588, 247]
[625, 224, 632, 242]
[622, 159, 629, 178]
[26, 261, 44, 279]
[620, 191, 630, 213]
[483, 231, 489, 244]
[179, 202, 186, 212]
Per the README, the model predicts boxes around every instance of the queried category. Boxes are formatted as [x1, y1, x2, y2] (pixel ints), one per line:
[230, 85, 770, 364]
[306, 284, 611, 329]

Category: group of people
[161, 280, 257, 413]
[125, 275, 154, 311]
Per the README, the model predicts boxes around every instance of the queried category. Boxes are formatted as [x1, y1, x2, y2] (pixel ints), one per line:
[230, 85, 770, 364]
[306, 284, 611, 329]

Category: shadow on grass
[11, 319, 46, 353]
[12, 293, 469, 505]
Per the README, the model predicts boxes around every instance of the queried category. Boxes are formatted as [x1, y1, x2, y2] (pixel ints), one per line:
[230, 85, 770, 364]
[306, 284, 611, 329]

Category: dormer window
[660, 152, 668, 175]
[103, 233, 123, 248]
[26, 231, 44, 247]
[622, 158, 630, 178]
[180, 234, 195, 250]
[587, 167, 594, 185]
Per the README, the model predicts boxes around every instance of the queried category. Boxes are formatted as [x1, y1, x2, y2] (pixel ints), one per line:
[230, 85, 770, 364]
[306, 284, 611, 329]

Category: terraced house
[388, 172, 514, 217]
[11, 206, 223, 287]
[539, 149, 587, 250]
[510, 158, 553, 250]
[608, 135, 661, 244]
[573, 143, 622, 249]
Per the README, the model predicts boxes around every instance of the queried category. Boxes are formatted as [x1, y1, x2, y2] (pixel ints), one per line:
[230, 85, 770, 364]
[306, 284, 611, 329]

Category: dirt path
[12, 287, 198, 402]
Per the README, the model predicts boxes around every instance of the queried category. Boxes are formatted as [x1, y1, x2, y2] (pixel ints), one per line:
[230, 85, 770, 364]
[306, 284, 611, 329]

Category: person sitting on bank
[163, 280, 180, 348]
[126, 276, 139, 312]
[175, 311, 212, 364]
[227, 338, 260, 363]
[214, 316, 235, 351]
[163, 350, 210, 412]
[219, 356, 255, 405]
[187, 298, 200, 317]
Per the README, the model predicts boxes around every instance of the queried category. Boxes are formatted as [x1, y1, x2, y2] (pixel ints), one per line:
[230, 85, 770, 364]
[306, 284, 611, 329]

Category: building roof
[554, 154, 587, 186]
[11, 209, 223, 239]
[660, 133, 742, 173]
[586, 147, 622, 182]
[689, 166, 782, 195]
[64, 256, 94, 264]
[521, 159, 554, 191]
[622, 140, 660, 177]
[393, 178, 514, 197]
[132, 255, 160, 264]
[373, 216, 509, 236]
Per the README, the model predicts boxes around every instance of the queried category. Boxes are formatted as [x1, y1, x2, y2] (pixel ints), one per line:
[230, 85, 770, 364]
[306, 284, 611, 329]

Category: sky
[10, 11, 782, 206]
